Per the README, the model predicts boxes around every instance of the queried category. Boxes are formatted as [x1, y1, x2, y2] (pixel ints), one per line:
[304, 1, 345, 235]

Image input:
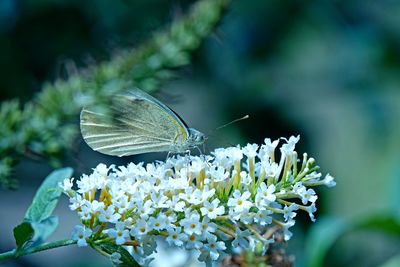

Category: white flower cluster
[61, 136, 335, 265]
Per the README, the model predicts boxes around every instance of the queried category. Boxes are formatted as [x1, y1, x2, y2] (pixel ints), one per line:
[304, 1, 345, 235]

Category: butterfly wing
[80, 89, 189, 157]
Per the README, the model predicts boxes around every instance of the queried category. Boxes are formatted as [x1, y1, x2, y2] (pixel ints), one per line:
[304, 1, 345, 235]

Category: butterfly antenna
[207, 114, 250, 137]
[215, 115, 249, 130]
[205, 115, 249, 149]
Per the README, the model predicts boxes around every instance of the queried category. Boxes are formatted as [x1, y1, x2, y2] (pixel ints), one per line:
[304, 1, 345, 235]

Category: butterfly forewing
[80, 90, 189, 157]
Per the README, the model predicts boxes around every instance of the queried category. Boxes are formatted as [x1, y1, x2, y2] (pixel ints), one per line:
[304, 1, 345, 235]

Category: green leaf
[30, 216, 59, 246]
[13, 168, 73, 249]
[379, 254, 400, 267]
[24, 167, 73, 222]
[305, 217, 348, 267]
[92, 242, 140, 267]
[356, 216, 400, 237]
[13, 222, 34, 250]
[305, 214, 400, 267]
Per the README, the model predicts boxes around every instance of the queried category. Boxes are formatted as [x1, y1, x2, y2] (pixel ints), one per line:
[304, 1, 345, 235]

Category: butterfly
[80, 89, 206, 157]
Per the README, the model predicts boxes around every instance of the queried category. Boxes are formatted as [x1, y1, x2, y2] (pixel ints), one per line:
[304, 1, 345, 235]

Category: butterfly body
[80, 89, 205, 157]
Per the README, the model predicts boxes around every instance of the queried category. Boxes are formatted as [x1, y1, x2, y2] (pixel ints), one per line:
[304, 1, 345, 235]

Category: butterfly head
[187, 128, 206, 147]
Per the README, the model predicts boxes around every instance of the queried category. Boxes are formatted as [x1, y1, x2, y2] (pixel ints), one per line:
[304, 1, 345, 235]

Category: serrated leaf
[13, 222, 34, 250]
[92, 242, 140, 267]
[24, 167, 73, 222]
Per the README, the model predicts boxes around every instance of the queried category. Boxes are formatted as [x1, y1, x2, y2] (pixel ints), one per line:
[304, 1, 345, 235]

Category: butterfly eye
[195, 133, 206, 144]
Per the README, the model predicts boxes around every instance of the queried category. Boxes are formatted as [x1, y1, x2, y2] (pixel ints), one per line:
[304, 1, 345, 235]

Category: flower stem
[0, 239, 76, 261]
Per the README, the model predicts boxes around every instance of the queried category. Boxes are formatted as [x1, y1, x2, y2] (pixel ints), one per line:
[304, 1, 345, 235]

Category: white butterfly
[80, 89, 205, 157]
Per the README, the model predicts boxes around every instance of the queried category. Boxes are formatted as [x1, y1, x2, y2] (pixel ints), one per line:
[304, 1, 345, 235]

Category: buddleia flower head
[62, 136, 335, 265]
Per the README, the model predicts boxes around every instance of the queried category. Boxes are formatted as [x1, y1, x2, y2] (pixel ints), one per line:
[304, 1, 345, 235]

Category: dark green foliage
[13, 222, 34, 251]
[0, 0, 229, 188]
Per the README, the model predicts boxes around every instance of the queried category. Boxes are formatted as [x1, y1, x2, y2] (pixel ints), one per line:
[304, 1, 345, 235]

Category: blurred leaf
[379, 254, 400, 267]
[305, 217, 348, 267]
[13, 222, 34, 250]
[357, 216, 400, 237]
[306, 214, 400, 267]
[92, 242, 140, 267]
[24, 167, 73, 222]
[0, 156, 17, 189]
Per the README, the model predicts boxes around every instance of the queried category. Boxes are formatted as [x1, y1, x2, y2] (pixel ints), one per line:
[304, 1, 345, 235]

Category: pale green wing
[80, 90, 189, 157]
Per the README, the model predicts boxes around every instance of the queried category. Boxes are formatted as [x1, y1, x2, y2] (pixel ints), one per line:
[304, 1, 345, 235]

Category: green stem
[90, 242, 110, 257]
[0, 251, 14, 261]
[0, 239, 76, 261]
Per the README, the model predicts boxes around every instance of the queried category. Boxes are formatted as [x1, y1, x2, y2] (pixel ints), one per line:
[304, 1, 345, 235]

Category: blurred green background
[1, 0, 400, 267]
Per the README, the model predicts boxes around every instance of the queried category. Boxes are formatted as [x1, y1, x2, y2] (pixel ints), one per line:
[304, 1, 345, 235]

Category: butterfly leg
[165, 151, 171, 161]
[184, 149, 191, 178]
[194, 146, 209, 166]
[195, 146, 203, 156]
